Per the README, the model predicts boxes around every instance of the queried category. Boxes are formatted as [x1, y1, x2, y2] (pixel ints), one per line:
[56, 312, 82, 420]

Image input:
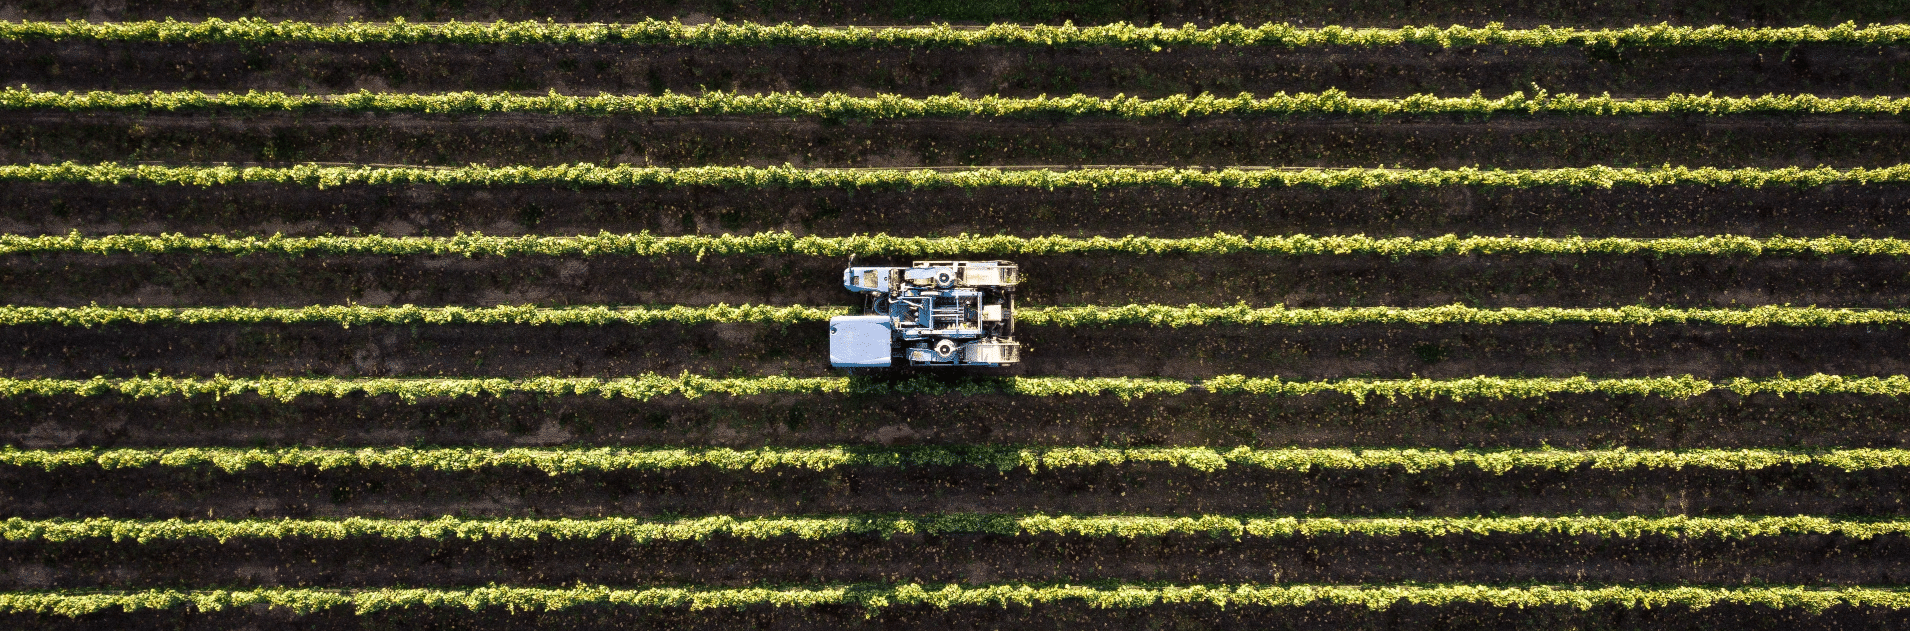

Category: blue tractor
[829, 261, 1021, 368]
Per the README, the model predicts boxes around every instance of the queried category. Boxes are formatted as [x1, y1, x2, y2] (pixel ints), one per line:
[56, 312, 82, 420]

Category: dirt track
[6, 602, 1899, 631]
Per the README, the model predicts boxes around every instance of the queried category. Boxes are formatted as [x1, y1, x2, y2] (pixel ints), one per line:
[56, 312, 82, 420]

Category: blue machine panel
[828, 315, 894, 368]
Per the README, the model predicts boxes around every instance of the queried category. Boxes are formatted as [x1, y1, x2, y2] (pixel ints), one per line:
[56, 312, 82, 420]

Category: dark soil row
[9, 42, 1908, 98]
[5, 533, 1907, 589]
[11, 180, 1910, 239]
[5, 603, 1903, 631]
[10, 252, 1910, 309]
[8, 391, 1907, 450]
[0, 322, 1897, 379]
[5, 464, 1907, 518]
[8, 0, 1907, 28]
[7, 113, 1909, 169]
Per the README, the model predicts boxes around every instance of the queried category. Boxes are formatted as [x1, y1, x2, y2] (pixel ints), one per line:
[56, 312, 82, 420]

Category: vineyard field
[5, 2, 1910, 630]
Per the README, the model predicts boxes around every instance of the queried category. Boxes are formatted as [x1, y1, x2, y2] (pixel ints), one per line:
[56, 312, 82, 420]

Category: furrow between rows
[5, 457, 1910, 517]
[13, 253, 1910, 309]
[3, 524, 1909, 587]
[8, 113, 1907, 168]
[0, 322, 1897, 378]
[6, 385, 1910, 449]
[9, 42, 1904, 99]
[7, 164, 1907, 238]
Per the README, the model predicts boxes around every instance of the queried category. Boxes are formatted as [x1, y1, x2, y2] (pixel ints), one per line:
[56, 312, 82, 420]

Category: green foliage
[1018, 304, 1910, 327]
[4, 445, 1904, 474]
[9, 514, 1910, 544]
[7, 87, 1907, 119]
[1205, 374, 1910, 403]
[3, 19, 1907, 49]
[4, 304, 1908, 329]
[11, 231, 1910, 258]
[0, 304, 851, 327]
[0, 374, 1904, 404]
[2, 583, 1908, 616]
[10, 162, 1906, 190]
[0, 375, 1190, 403]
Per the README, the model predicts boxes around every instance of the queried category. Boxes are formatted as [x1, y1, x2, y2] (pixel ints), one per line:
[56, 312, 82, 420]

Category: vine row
[2, 583, 1905, 616]
[9, 304, 1910, 329]
[2, 373, 1906, 403]
[12, 232, 1910, 258]
[0, 304, 851, 327]
[9, 514, 1909, 543]
[11, 162, 1905, 190]
[8, 88, 1906, 118]
[5, 445, 1905, 474]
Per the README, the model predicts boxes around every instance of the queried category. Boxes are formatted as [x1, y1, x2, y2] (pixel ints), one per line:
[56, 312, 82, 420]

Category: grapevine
[2, 583, 1906, 616]
[6, 87, 1906, 119]
[0, 373, 1903, 403]
[9, 162, 1903, 190]
[8, 514, 1907, 543]
[5, 445, 1902, 474]
[9, 231, 1910, 258]
[6, 304, 1908, 329]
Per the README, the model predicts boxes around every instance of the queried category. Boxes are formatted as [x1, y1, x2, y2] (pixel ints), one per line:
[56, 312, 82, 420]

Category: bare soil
[6, 0, 1907, 28]
[9, 253, 1910, 309]
[9, 42, 1909, 98]
[0, 322, 1898, 379]
[4, 533, 1907, 589]
[4, 464, 1907, 518]
[9, 180, 1910, 239]
[5, 391, 1904, 450]
[6, 603, 1906, 631]
[7, 112, 1910, 169]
